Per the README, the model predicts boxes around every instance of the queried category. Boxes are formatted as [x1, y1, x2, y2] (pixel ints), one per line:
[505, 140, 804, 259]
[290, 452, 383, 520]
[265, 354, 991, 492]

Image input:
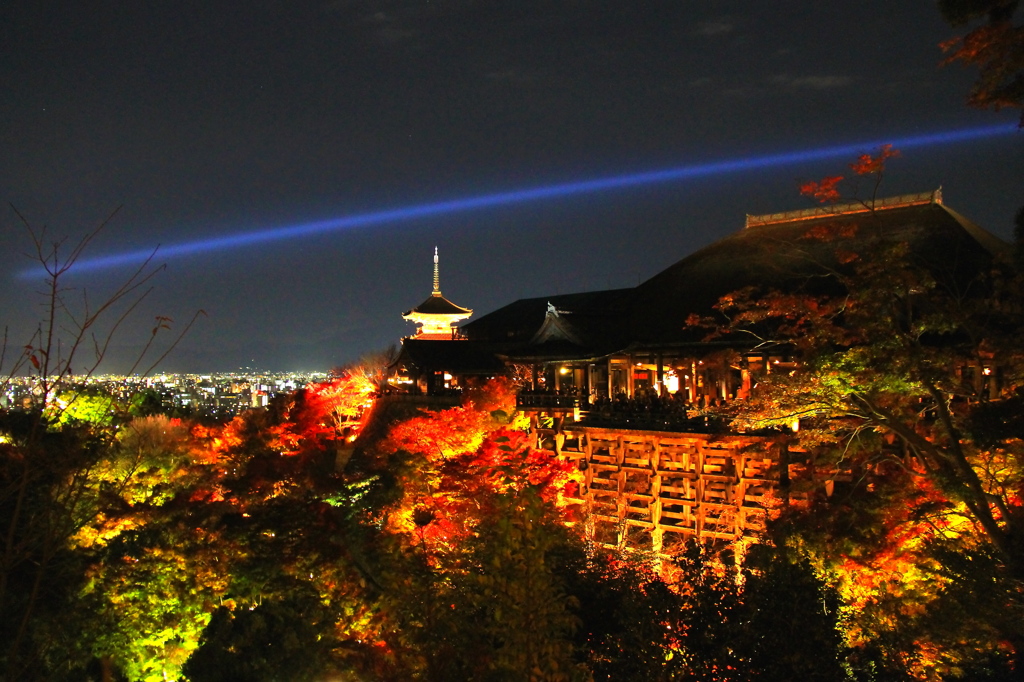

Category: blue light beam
[23, 122, 1017, 278]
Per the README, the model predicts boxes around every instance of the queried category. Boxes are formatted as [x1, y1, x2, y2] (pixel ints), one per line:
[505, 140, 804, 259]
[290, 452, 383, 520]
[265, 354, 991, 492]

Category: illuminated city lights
[20, 122, 1016, 279]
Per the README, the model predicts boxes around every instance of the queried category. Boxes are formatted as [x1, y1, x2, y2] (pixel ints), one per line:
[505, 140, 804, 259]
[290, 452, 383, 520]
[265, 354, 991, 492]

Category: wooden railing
[516, 392, 585, 410]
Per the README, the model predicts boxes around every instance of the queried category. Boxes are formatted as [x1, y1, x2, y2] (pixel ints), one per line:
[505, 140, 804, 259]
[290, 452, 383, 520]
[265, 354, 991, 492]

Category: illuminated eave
[745, 189, 943, 228]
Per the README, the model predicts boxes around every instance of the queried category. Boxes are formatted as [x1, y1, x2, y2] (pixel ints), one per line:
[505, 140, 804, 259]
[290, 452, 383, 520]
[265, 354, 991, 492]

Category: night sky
[2, 1, 1022, 373]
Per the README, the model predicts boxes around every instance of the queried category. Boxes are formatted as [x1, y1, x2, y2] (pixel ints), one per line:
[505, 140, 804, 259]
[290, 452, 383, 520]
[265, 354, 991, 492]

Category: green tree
[461, 488, 586, 682]
[0, 209, 201, 679]
[707, 152, 1024, 673]
[560, 551, 686, 681]
[69, 391, 384, 680]
[183, 596, 343, 682]
[738, 545, 848, 682]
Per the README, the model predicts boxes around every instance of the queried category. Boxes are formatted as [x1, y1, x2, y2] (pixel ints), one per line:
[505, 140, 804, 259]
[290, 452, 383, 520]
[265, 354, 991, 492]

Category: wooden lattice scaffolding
[541, 426, 810, 555]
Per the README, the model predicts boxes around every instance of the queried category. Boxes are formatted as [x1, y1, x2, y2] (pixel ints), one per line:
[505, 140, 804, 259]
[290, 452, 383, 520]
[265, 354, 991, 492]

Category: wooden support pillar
[657, 353, 665, 396]
[583, 433, 595, 495]
[689, 361, 697, 404]
[651, 438, 663, 556]
[615, 436, 626, 547]
[622, 356, 630, 399]
[651, 520, 664, 556]
[695, 440, 705, 541]
[615, 436, 626, 495]
[553, 416, 565, 455]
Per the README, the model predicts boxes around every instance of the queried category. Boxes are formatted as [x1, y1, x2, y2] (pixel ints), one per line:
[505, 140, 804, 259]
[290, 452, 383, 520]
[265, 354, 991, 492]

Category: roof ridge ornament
[546, 301, 572, 317]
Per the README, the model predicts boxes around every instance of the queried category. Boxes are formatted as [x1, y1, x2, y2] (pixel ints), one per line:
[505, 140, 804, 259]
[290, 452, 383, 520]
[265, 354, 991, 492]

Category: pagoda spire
[402, 247, 472, 339]
[433, 247, 441, 295]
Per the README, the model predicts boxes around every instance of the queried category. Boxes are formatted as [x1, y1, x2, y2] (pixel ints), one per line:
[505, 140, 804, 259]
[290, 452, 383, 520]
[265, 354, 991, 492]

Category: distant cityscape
[2, 372, 331, 419]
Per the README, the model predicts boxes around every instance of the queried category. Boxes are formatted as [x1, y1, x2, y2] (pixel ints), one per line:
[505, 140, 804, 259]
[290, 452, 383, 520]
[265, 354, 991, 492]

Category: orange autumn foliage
[462, 376, 518, 416]
[307, 372, 377, 423]
[269, 374, 376, 457]
[451, 428, 582, 506]
[799, 145, 900, 204]
[386, 419, 584, 552]
[849, 143, 899, 176]
[799, 175, 844, 204]
[383, 406, 490, 461]
[939, 4, 1024, 121]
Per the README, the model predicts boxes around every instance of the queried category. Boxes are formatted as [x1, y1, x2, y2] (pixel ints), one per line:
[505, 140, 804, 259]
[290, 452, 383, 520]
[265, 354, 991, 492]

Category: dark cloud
[694, 20, 735, 36]
[770, 74, 854, 90]
[485, 68, 537, 85]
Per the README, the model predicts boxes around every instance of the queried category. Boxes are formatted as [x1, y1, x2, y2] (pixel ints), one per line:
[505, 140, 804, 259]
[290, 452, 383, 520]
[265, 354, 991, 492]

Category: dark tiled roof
[462, 288, 635, 360]
[403, 292, 472, 316]
[627, 201, 1009, 344]
[457, 197, 1010, 363]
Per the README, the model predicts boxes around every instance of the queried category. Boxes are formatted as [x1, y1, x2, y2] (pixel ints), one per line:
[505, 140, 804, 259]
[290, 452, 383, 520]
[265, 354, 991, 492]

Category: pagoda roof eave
[403, 292, 473, 317]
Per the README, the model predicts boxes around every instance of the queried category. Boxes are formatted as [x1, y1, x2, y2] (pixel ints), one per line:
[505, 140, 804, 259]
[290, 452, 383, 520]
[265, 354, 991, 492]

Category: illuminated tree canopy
[699, 148, 1024, 677]
[4, 180, 1024, 678]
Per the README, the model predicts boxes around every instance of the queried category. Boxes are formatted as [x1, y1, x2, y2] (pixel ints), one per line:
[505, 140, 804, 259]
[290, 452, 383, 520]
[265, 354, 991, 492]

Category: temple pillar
[627, 354, 634, 399]
[656, 353, 665, 396]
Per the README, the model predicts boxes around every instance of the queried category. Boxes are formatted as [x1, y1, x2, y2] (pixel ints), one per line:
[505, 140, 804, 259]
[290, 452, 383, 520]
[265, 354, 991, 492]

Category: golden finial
[433, 247, 440, 295]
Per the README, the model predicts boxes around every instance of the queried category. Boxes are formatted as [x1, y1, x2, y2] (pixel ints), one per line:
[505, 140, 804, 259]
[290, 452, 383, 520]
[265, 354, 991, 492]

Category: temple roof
[461, 192, 1010, 361]
[463, 287, 635, 357]
[404, 292, 473, 317]
[627, 192, 1009, 345]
